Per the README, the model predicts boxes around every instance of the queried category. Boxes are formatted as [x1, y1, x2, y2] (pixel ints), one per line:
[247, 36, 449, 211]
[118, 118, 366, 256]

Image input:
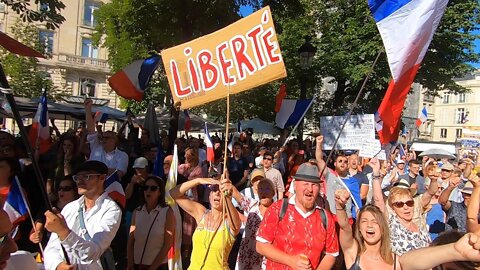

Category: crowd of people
[0, 100, 479, 270]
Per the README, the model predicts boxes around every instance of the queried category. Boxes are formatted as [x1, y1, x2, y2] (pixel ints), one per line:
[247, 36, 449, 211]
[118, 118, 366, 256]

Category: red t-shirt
[256, 197, 339, 269]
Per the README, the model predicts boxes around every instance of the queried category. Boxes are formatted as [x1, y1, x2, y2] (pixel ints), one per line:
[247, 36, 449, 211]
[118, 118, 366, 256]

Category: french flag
[28, 92, 51, 154]
[371, 0, 448, 144]
[104, 171, 126, 208]
[275, 83, 287, 113]
[94, 111, 109, 123]
[184, 110, 191, 132]
[3, 177, 29, 226]
[415, 107, 428, 127]
[275, 99, 314, 129]
[108, 54, 161, 101]
[204, 122, 214, 162]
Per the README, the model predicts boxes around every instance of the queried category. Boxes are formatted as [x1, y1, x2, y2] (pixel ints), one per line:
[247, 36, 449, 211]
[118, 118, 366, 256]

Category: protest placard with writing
[319, 114, 375, 150]
[358, 139, 387, 160]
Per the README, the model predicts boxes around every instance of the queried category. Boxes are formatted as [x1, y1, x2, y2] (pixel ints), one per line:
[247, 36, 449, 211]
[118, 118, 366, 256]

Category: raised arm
[467, 175, 480, 233]
[169, 178, 216, 221]
[85, 98, 95, 134]
[370, 158, 387, 214]
[220, 177, 241, 236]
[420, 175, 439, 208]
[438, 177, 460, 211]
[400, 233, 480, 270]
[315, 136, 327, 176]
[335, 189, 357, 264]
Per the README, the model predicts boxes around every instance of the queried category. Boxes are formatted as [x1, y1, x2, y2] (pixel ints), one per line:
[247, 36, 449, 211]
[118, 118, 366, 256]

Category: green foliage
[1, 0, 65, 30]
[0, 20, 63, 100]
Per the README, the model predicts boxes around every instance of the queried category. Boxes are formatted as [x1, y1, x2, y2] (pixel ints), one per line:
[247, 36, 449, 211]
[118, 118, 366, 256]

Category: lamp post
[297, 36, 316, 143]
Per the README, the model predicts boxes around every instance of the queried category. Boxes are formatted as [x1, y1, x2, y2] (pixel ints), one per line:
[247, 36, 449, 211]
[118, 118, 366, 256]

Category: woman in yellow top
[170, 177, 241, 269]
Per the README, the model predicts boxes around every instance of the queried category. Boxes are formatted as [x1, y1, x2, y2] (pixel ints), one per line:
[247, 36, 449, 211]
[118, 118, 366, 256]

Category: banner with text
[320, 114, 375, 150]
[359, 139, 387, 160]
[162, 6, 287, 109]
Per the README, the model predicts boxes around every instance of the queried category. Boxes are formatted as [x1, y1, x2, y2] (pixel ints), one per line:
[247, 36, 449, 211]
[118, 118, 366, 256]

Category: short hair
[334, 152, 347, 161]
[263, 151, 274, 159]
[233, 142, 242, 149]
[387, 187, 413, 208]
[408, 159, 420, 166]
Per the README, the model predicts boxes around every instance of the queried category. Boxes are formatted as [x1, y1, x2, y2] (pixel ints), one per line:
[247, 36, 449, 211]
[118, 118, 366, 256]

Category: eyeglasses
[441, 169, 452, 172]
[392, 200, 414, 208]
[142, 185, 159, 192]
[58, 186, 74, 192]
[208, 184, 219, 192]
[72, 174, 102, 182]
[263, 157, 273, 161]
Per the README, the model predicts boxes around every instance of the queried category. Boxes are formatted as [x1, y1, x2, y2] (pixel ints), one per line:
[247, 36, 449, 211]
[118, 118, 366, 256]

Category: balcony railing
[58, 54, 109, 69]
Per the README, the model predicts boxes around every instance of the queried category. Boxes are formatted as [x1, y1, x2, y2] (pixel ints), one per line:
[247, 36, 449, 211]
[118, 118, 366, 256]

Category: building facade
[0, 0, 119, 132]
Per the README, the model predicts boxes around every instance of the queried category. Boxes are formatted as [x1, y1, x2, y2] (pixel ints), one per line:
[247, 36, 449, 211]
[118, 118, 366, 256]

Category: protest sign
[162, 6, 287, 109]
[319, 114, 375, 150]
[359, 139, 387, 160]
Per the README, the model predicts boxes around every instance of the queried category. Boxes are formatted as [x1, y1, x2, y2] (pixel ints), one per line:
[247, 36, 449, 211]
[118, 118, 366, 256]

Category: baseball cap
[74, 160, 108, 175]
[460, 181, 474, 195]
[133, 157, 149, 169]
[250, 169, 265, 182]
[396, 159, 405, 165]
[293, 163, 320, 183]
[392, 179, 417, 197]
[441, 162, 454, 171]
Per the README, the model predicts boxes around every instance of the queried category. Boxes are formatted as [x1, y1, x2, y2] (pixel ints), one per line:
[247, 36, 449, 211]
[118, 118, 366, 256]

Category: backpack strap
[78, 206, 91, 240]
[279, 199, 289, 221]
[319, 208, 328, 231]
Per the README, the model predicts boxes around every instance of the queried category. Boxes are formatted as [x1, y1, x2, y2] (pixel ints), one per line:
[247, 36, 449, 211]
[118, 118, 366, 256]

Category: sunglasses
[263, 157, 273, 161]
[72, 174, 102, 182]
[392, 200, 414, 208]
[142, 185, 159, 192]
[58, 186, 74, 192]
[208, 184, 219, 192]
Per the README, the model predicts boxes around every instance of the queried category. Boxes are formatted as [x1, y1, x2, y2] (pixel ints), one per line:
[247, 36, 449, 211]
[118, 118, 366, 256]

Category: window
[79, 78, 96, 97]
[458, 93, 466, 103]
[442, 93, 450, 104]
[39, 30, 54, 55]
[0, 3, 5, 13]
[81, 38, 98, 58]
[456, 108, 466, 124]
[456, 129, 462, 138]
[440, 128, 447, 138]
[83, 0, 100, 27]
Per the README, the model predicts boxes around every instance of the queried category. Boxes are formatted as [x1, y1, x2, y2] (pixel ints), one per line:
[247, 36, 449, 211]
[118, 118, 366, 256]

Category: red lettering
[230, 36, 256, 80]
[187, 58, 200, 92]
[216, 42, 236, 85]
[261, 28, 281, 64]
[197, 50, 219, 91]
[170, 60, 192, 98]
[247, 26, 266, 70]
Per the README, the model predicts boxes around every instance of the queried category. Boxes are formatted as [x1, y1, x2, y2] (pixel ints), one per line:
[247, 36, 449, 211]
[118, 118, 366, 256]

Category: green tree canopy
[1, 0, 65, 30]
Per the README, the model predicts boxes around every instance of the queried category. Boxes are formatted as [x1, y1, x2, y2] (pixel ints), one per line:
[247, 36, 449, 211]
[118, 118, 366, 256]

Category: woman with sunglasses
[371, 158, 431, 255]
[170, 177, 241, 270]
[127, 176, 173, 270]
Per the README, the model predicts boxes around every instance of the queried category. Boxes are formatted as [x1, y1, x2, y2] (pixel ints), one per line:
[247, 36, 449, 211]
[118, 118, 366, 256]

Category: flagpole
[281, 96, 316, 147]
[319, 50, 383, 178]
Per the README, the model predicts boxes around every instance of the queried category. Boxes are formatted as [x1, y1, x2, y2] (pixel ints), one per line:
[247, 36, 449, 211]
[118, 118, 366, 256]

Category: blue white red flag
[204, 123, 214, 162]
[28, 92, 51, 154]
[94, 111, 109, 123]
[370, 0, 448, 143]
[3, 177, 28, 226]
[183, 110, 191, 132]
[275, 99, 314, 129]
[108, 54, 161, 101]
[165, 145, 183, 270]
[415, 107, 428, 127]
[152, 143, 164, 178]
[104, 171, 126, 208]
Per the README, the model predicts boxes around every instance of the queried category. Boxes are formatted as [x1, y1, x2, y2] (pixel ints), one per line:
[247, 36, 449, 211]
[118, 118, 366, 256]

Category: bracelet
[373, 174, 382, 178]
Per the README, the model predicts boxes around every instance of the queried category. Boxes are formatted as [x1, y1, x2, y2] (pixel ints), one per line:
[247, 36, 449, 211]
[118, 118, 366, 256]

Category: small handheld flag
[415, 107, 428, 127]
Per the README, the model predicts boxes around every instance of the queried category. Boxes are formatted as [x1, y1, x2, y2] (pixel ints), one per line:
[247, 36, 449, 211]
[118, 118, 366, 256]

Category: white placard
[358, 139, 387, 160]
[319, 114, 375, 150]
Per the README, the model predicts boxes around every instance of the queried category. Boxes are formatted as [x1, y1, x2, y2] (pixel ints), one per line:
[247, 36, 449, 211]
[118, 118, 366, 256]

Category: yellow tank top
[188, 211, 236, 270]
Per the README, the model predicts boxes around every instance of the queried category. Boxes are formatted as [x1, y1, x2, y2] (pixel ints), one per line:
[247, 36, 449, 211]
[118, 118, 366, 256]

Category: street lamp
[297, 36, 316, 143]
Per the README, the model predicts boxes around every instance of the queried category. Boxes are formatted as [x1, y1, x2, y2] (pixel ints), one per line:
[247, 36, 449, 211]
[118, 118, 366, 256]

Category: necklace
[203, 211, 222, 248]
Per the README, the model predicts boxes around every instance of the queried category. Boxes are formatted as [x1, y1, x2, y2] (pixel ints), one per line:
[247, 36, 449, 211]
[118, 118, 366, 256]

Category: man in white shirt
[263, 151, 285, 199]
[44, 160, 122, 270]
[85, 99, 128, 178]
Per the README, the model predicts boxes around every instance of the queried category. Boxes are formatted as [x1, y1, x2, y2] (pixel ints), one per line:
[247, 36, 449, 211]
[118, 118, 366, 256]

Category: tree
[1, 0, 65, 30]
[0, 20, 63, 100]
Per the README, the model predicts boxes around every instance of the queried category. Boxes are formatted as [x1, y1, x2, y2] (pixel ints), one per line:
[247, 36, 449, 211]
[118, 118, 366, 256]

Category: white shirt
[87, 133, 129, 174]
[44, 193, 122, 270]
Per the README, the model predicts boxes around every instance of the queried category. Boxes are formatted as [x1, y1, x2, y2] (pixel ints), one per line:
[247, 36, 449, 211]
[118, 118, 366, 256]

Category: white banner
[358, 139, 387, 160]
[319, 114, 375, 150]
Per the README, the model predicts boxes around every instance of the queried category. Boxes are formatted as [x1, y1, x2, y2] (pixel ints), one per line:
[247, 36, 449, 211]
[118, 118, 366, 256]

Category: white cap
[133, 157, 148, 169]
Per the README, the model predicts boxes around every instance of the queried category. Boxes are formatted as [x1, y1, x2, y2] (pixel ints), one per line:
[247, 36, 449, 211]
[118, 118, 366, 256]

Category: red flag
[0, 31, 44, 58]
[275, 83, 287, 113]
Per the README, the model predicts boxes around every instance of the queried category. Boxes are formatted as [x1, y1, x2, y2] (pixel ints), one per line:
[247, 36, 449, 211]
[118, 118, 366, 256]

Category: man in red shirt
[256, 163, 339, 270]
